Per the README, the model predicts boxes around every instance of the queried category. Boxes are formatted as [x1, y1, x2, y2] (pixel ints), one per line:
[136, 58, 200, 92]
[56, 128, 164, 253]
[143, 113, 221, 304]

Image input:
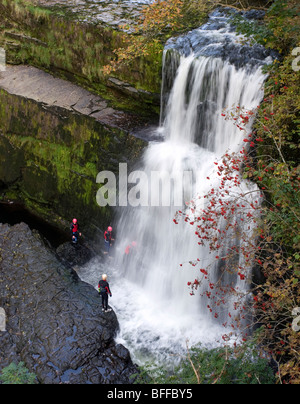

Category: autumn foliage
[102, 0, 210, 76]
[175, 78, 299, 383]
[171, 0, 300, 384]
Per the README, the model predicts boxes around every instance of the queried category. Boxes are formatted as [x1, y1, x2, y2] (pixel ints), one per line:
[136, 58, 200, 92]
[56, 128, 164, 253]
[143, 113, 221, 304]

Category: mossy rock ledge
[0, 65, 148, 240]
[0, 0, 162, 115]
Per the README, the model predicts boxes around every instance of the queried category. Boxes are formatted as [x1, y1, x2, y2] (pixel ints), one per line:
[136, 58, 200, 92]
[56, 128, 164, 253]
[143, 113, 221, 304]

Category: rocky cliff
[0, 0, 161, 115]
[0, 222, 137, 384]
[0, 65, 147, 239]
[0, 0, 161, 239]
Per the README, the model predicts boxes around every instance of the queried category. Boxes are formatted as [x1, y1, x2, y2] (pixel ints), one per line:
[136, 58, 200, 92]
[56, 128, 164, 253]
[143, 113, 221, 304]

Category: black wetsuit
[98, 280, 112, 311]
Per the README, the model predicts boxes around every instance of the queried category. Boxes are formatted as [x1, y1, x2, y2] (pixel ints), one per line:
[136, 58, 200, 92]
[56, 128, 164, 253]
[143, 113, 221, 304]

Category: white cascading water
[79, 10, 272, 365]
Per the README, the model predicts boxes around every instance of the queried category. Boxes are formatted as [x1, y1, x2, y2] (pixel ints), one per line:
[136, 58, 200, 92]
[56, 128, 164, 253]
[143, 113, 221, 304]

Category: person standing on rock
[70, 218, 82, 244]
[98, 274, 112, 313]
[104, 226, 114, 255]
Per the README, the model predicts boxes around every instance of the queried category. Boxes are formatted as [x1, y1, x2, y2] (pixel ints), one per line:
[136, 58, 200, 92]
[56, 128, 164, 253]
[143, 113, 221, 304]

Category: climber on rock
[104, 226, 114, 255]
[70, 218, 82, 244]
[98, 274, 112, 313]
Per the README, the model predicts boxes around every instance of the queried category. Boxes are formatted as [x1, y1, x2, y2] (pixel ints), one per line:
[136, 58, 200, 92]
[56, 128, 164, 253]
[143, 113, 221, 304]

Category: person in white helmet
[98, 274, 112, 313]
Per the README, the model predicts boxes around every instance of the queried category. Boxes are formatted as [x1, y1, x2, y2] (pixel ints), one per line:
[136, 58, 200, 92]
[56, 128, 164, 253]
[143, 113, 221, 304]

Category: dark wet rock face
[56, 242, 95, 269]
[0, 223, 137, 384]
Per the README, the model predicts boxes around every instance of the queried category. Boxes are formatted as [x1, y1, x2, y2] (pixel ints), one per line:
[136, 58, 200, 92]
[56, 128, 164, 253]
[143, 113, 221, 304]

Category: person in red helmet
[70, 218, 82, 244]
[125, 241, 137, 256]
[104, 226, 114, 255]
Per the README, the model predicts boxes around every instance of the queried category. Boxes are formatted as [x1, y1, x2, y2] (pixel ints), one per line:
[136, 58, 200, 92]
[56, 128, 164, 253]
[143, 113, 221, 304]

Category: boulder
[56, 241, 94, 268]
[0, 222, 138, 384]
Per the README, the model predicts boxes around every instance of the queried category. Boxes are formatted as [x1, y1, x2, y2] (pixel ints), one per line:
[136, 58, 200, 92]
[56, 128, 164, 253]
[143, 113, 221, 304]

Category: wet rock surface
[56, 241, 95, 268]
[0, 222, 137, 384]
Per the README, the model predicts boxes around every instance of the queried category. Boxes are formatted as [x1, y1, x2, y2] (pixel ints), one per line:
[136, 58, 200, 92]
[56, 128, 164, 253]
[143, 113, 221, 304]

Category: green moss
[0, 88, 145, 238]
[0, 0, 150, 237]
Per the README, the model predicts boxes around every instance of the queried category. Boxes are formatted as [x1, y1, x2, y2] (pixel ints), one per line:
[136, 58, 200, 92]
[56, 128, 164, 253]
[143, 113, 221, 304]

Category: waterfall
[79, 9, 273, 364]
